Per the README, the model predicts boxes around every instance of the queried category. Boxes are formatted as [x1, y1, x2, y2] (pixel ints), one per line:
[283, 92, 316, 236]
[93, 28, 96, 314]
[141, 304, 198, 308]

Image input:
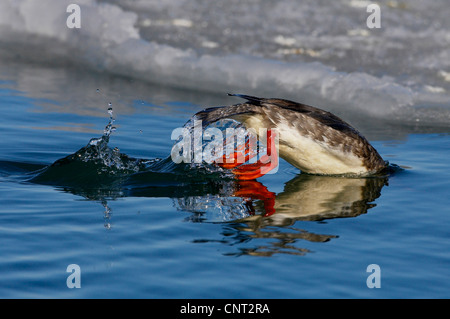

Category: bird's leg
[233, 180, 276, 217]
[232, 129, 279, 180]
[215, 128, 278, 179]
[217, 135, 257, 169]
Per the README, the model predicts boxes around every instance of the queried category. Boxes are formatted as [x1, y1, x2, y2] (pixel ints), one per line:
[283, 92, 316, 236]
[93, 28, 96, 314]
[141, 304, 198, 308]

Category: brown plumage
[194, 94, 387, 176]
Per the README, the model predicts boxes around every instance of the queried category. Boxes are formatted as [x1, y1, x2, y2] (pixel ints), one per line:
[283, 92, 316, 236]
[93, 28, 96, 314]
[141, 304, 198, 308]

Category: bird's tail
[227, 93, 264, 104]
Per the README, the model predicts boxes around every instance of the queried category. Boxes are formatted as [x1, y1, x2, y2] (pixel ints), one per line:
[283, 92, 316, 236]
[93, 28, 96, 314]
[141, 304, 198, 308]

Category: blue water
[0, 62, 449, 299]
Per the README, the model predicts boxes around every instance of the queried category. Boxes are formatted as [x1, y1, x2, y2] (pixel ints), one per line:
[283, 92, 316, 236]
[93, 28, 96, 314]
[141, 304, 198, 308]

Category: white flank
[242, 114, 368, 175]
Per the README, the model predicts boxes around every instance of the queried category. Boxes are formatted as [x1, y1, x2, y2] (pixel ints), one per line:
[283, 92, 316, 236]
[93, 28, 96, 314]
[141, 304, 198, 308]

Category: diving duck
[195, 94, 387, 179]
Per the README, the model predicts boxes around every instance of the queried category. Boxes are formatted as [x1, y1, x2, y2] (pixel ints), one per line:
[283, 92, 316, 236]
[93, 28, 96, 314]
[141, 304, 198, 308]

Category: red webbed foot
[230, 129, 278, 180]
[217, 137, 257, 170]
[234, 180, 276, 217]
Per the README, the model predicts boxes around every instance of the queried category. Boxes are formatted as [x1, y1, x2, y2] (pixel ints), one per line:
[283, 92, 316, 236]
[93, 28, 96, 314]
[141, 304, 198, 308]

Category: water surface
[0, 63, 449, 298]
[0, 0, 449, 299]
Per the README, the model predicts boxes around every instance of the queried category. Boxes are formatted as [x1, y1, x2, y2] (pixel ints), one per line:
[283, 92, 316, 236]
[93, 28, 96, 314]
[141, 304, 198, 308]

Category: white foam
[0, 0, 449, 125]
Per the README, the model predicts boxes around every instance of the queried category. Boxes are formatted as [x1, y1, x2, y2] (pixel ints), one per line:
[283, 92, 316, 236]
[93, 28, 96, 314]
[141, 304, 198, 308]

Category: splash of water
[57, 105, 150, 175]
[27, 107, 263, 221]
[30, 106, 236, 190]
[174, 117, 266, 173]
[176, 194, 252, 222]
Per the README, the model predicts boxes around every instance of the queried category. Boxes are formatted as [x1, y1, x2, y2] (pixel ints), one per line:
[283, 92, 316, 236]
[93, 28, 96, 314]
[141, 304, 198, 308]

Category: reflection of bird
[267, 174, 386, 222]
[185, 174, 387, 257]
[195, 94, 387, 178]
[229, 174, 386, 224]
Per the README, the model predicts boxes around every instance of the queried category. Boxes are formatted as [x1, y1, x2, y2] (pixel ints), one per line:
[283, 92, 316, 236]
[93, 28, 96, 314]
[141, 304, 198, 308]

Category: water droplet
[89, 137, 101, 146]
[107, 107, 114, 120]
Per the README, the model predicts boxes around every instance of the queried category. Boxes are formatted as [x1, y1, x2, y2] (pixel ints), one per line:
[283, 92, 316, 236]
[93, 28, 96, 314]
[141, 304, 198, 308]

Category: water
[0, 0, 449, 299]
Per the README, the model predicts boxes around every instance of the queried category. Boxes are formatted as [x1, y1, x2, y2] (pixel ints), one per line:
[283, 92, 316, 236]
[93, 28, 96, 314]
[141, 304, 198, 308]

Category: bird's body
[195, 94, 387, 176]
